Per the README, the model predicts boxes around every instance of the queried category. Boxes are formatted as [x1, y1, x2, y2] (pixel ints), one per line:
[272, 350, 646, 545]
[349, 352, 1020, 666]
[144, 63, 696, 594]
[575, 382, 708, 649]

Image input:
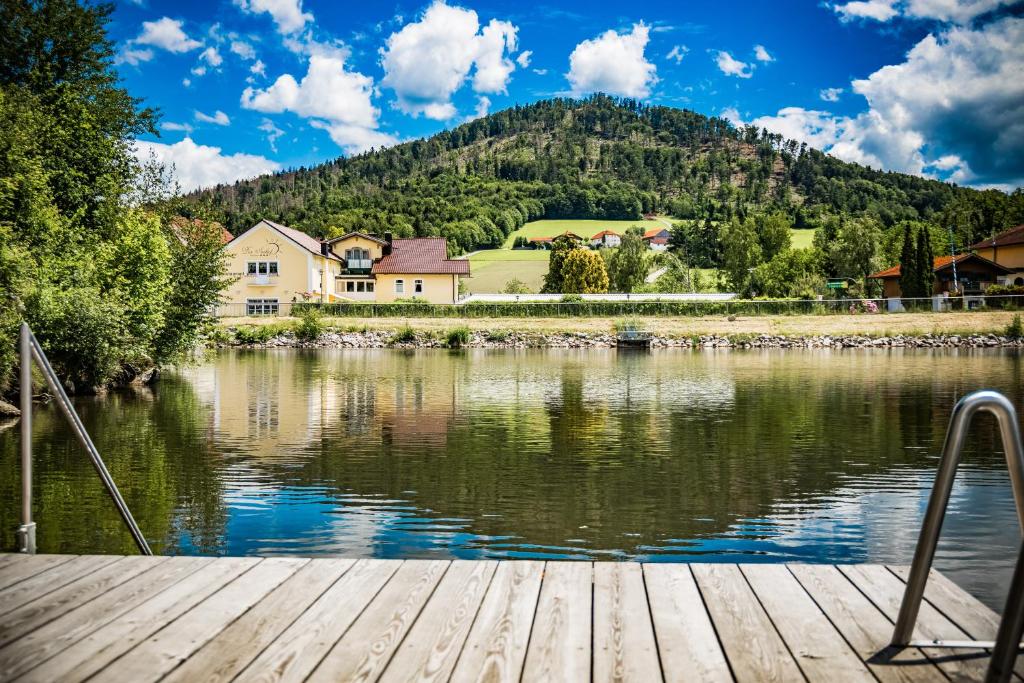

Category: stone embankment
[220, 329, 1024, 350]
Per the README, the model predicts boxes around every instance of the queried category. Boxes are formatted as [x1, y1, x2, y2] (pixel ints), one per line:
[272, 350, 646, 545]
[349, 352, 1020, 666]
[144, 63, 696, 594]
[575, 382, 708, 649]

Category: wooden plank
[0, 555, 162, 649]
[0, 554, 79, 591]
[450, 559, 544, 682]
[691, 563, 804, 683]
[521, 562, 592, 683]
[0, 554, 126, 617]
[643, 563, 731, 683]
[308, 560, 449, 683]
[887, 565, 1024, 678]
[18, 557, 260, 683]
[592, 562, 662, 683]
[0, 556, 208, 680]
[789, 565, 945, 683]
[381, 560, 497, 683]
[742, 564, 875, 682]
[164, 558, 355, 683]
[89, 558, 307, 683]
[234, 559, 401, 683]
[839, 564, 991, 682]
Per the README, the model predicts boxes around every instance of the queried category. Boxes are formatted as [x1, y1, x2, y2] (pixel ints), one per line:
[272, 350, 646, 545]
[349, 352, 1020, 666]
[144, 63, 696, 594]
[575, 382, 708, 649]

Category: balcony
[247, 274, 279, 286]
[345, 259, 373, 274]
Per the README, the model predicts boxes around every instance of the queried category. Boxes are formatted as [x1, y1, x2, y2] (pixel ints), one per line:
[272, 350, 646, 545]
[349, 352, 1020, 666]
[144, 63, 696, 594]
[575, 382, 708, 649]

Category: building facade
[222, 220, 469, 313]
[868, 254, 1011, 298]
[970, 224, 1024, 286]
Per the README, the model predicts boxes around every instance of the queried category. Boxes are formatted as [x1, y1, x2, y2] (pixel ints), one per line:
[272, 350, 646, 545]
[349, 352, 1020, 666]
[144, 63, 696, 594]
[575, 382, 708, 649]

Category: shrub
[234, 324, 287, 344]
[1007, 314, 1023, 338]
[294, 305, 323, 342]
[614, 317, 643, 333]
[560, 293, 584, 303]
[391, 325, 417, 343]
[485, 329, 510, 342]
[445, 326, 471, 348]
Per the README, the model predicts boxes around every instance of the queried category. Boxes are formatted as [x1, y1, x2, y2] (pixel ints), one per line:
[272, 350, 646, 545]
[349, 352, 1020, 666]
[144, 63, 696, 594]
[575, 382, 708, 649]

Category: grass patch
[485, 329, 511, 342]
[445, 325, 471, 348]
[502, 219, 657, 248]
[391, 325, 417, 344]
[465, 252, 549, 294]
[234, 322, 291, 344]
[790, 228, 817, 250]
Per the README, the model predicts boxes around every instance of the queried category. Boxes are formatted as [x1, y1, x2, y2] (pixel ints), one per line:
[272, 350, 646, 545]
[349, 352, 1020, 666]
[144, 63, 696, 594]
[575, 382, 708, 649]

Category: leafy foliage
[560, 249, 610, 293]
[606, 231, 649, 293]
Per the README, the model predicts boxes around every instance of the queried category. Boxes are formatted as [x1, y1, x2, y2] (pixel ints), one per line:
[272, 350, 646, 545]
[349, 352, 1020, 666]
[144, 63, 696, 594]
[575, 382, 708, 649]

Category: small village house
[970, 224, 1024, 286]
[642, 227, 670, 251]
[868, 254, 1011, 298]
[528, 231, 585, 249]
[222, 219, 469, 313]
[589, 230, 621, 248]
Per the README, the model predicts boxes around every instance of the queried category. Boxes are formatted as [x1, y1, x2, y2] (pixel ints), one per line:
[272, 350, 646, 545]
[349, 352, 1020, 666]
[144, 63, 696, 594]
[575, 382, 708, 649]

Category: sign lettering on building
[239, 239, 282, 258]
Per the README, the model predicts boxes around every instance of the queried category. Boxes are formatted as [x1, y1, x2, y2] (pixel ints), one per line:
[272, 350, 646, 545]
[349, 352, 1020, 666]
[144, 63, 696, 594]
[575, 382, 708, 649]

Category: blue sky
[113, 0, 1024, 192]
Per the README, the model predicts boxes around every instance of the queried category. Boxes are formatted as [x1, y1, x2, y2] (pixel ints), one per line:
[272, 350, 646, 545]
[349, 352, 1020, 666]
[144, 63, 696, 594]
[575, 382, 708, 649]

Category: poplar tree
[899, 224, 919, 297]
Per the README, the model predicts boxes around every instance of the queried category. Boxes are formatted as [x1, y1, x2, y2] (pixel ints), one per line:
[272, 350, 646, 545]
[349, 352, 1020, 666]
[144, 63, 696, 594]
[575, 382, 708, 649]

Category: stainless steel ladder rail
[890, 390, 1024, 682]
[16, 322, 152, 555]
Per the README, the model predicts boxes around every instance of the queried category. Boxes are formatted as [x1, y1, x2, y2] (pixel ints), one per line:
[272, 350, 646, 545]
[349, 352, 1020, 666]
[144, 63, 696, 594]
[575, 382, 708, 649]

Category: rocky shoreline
[219, 329, 1024, 350]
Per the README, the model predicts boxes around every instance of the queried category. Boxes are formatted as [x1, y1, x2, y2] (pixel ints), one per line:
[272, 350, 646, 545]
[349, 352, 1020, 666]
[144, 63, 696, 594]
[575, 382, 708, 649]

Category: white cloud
[133, 138, 279, 192]
[258, 118, 285, 152]
[241, 54, 396, 154]
[115, 47, 154, 65]
[132, 17, 202, 53]
[820, 87, 844, 102]
[230, 40, 256, 60]
[516, 50, 532, 68]
[714, 50, 753, 78]
[250, 59, 266, 76]
[754, 44, 774, 62]
[464, 96, 491, 122]
[195, 110, 231, 125]
[666, 45, 688, 64]
[720, 107, 743, 126]
[746, 17, 1024, 188]
[566, 23, 657, 98]
[233, 0, 312, 34]
[182, 77, 191, 88]
[833, 0, 1012, 23]
[191, 65, 207, 76]
[379, 2, 521, 120]
[834, 0, 900, 22]
[198, 46, 222, 67]
[533, 68, 548, 75]
[162, 121, 194, 133]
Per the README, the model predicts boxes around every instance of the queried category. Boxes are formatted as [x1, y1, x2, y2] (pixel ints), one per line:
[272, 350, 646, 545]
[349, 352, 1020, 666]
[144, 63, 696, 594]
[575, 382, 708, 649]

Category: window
[356, 281, 365, 292]
[367, 282, 374, 292]
[346, 281, 355, 292]
[414, 279, 424, 294]
[395, 279, 404, 294]
[247, 261, 278, 276]
[246, 299, 279, 315]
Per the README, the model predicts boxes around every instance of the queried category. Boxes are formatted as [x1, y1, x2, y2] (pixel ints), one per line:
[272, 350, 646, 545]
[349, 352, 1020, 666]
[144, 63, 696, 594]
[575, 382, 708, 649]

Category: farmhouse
[589, 230, 621, 248]
[970, 224, 1024, 285]
[868, 253, 1011, 298]
[222, 220, 469, 313]
[642, 227, 670, 251]
[528, 231, 585, 248]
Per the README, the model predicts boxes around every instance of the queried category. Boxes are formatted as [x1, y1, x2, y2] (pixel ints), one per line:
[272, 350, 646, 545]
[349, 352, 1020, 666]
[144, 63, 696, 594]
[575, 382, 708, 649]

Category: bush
[485, 329, 510, 342]
[445, 326, 471, 348]
[294, 305, 324, 341]
[234, 324, 288, 344]
[560, 293, 584, 303]
[985, 285, 1024, 297]
[1007, 314, 1023, 338]
[391, 325, 417, 343]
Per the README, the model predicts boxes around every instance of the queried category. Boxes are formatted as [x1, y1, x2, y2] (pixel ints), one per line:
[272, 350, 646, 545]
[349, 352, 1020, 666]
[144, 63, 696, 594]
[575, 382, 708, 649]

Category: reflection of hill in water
[1, 348, 1020, 568]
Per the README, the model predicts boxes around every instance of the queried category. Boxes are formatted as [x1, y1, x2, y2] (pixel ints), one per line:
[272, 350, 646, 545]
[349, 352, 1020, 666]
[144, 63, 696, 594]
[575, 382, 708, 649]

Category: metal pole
[26, 328, 152, 555]
[988, 538, 1024, 683]
[18, 323, 36, 554]
[892, 390, 1024, 645]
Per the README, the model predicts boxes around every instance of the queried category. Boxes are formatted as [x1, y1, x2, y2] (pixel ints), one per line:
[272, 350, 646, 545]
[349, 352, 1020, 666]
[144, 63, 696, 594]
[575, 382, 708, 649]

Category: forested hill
[187, 95, 1022, 254]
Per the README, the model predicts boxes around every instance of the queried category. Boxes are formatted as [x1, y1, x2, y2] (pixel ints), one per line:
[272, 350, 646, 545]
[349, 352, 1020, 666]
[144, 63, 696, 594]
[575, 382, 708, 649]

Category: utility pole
[949, 225, 959, 293]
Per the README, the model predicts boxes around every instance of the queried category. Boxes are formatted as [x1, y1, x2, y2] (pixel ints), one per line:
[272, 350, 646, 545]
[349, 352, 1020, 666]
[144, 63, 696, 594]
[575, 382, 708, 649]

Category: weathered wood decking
[0, 554, 1009, 681]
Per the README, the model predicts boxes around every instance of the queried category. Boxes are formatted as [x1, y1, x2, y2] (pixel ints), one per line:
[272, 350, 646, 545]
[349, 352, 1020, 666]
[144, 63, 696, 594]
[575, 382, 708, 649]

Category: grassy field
[225, 311, 1021, 338]
[791, 228, 816, 249]
[465, 249, 550, 293]
[502, 218, 656, 247]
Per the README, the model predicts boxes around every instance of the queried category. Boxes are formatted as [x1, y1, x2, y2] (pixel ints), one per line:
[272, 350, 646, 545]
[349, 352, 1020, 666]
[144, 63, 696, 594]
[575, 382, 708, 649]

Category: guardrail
[17, 323, 152, 555]
[213, 295, 1024, 319]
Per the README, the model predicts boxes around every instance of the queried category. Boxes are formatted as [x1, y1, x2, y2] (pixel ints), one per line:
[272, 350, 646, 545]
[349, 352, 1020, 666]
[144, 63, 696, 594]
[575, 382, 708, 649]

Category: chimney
[383, 232, 393, 256]
[320, 241, 329, 256]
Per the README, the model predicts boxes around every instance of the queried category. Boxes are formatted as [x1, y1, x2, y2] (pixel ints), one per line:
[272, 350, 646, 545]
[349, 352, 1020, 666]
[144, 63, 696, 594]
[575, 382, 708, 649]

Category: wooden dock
[0, 554, 1011, 681]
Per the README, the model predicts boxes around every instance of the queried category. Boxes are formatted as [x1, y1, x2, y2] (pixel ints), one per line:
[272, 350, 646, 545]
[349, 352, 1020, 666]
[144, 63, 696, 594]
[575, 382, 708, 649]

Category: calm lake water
[1, 348, 1022, 610]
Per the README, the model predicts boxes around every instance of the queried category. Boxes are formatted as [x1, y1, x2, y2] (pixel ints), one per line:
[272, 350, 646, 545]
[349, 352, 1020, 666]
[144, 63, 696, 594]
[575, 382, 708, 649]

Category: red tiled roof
[220, 226, 234, 244]
[868, 253, 1011, 279]
[529, 231, 584, 243]
[371, 238, 470, 275]
[643, 228, 669, 239]
[591, 230, 620, 239]
[970, 224, 1024, 250]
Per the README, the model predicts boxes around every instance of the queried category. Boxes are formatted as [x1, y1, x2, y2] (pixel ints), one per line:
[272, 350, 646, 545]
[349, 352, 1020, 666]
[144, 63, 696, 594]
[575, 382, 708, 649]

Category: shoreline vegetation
[213, 311, 1024, 350]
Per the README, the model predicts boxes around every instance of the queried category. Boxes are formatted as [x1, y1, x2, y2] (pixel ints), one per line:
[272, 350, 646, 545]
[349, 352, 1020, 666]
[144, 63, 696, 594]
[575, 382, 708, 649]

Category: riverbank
[214, 310, 1024, 349]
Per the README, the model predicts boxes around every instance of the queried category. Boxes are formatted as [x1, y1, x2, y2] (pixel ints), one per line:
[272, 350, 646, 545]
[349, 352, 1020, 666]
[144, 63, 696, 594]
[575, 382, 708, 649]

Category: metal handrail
[16, 323, 152, 555]
[890, 390, 1024, 682]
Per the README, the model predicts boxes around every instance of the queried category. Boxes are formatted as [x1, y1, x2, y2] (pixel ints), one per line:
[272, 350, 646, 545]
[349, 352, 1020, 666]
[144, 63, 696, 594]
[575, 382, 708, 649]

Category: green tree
[541, 234, 578, 293]
[719, 216, 762, 294]
[606, 231, 649, 292]
[502, 277, 532, 294]
[898, 223, 920, 298]
[831, 216, 882, 287]
[756, 212, 792, 261]
[915, 223, 934, 297]
[749, 248, 824, 298]
[560, 249, 609, 293]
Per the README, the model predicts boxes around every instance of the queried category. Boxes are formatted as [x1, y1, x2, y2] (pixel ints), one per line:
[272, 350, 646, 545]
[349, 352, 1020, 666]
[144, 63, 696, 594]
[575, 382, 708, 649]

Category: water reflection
[1, 348, 1021, 609]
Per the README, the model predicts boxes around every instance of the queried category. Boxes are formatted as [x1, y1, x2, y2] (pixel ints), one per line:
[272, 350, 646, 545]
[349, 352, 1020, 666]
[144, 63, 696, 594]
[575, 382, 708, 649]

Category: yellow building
[223, 220, 470, 314]
[970, 224, 1024, 286]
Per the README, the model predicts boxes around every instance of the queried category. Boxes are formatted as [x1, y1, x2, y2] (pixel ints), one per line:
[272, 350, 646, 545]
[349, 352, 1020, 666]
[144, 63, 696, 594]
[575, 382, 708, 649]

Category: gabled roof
[529, 231, 584, 243]
[970, 224, 1024, 250]
[868, 253, 1012, 279]
[643, 227, 669, 239]
[591, 230, 620, 239]
[325, 231, 389, 246]
[371, 238, 470, 275]
[232, 219, 340, 260]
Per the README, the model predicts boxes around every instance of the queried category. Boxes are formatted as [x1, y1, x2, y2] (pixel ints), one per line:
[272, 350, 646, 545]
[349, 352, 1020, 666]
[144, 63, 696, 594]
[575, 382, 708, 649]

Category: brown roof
[259, 219, 340, 261]
[643, 227, 669, 239]
[371, 238, 470, 275]
[325, 231, 388, 246]
[591, 230, 620, 239]
[869, 253, 1011, 279]
[970, 224, 1024, 250]
[530, 231, 584, 243]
